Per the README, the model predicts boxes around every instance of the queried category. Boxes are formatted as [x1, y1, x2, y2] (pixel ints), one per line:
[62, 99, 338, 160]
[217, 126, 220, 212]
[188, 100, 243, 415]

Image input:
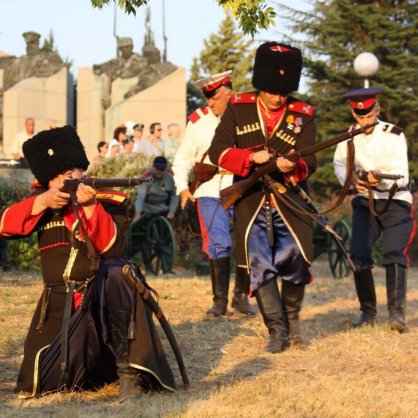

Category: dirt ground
[1, 261, 417, 417]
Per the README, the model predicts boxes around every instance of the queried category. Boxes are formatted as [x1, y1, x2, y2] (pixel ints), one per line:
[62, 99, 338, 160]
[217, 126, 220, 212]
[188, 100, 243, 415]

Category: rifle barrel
[61, 176, 152, 193]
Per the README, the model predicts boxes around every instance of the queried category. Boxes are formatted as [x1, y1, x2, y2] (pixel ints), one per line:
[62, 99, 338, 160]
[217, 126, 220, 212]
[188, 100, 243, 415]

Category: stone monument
[1, 31, 73, 157]
[77, 8, 186, 160]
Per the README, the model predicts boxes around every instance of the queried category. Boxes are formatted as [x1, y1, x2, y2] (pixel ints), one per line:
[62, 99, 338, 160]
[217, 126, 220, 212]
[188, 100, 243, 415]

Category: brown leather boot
[108, 311, 143, 399]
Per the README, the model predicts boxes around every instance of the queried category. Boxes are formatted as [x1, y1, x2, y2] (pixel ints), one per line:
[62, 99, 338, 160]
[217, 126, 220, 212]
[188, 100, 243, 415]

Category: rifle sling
[122, 264, 189, 388]
[366, 182, 399, 216]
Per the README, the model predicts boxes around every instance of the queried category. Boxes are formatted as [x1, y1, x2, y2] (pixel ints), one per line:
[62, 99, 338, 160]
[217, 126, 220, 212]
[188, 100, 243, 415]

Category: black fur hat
[252, 42, 303, 95]
[22, 125, 89, 187]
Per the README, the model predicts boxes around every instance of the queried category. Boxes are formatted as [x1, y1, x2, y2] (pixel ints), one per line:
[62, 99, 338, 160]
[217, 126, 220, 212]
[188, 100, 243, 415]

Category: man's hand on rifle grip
[276, 149, 296, 173]
[249, 150, 271, 165]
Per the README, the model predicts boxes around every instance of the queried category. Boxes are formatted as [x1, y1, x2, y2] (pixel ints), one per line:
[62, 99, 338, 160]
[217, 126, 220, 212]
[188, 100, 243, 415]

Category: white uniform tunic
[333, 120, 412, 204]
[172, 106, 233, 199]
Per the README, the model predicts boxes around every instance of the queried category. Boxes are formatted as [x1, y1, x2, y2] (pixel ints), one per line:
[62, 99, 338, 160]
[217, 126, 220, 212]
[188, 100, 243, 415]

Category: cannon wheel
[327, 219, 351, 279]
[142, 216, 176, 276]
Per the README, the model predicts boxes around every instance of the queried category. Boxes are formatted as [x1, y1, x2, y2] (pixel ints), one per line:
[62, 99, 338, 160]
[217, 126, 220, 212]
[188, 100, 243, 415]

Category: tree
[279, 0, 418, 196]
[186, 58, 206, 114]
[90, 0, 276, 36]
[41, 30, 56, 53]
[197, 14, 255, 92]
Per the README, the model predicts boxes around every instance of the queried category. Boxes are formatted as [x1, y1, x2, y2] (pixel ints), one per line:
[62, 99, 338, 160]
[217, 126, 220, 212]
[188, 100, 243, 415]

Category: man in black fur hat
[209, 42, 317, 353]
[0, 125, 175, 398]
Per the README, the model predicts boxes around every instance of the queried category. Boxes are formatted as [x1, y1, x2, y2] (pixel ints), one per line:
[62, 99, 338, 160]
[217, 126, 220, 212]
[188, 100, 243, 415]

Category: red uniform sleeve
[218, 148, 254, 177]
[77, 203, 117, 253]
[0, 195, 44, 237]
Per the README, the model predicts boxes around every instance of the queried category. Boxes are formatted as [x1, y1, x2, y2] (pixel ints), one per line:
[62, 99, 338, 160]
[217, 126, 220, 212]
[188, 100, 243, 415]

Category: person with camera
[172, 71, 255, 317]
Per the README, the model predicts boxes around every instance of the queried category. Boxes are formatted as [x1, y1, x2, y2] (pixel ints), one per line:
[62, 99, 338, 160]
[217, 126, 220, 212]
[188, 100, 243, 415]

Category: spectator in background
[106, 126, 127, 158]
[122, 137, 134, 156]
[132, 123, 145, 153]
[11, 117, 35, 160]
[91, 141, 108, 166]
[164, 122, 182, 162]
[134, 156, 178, 221]
[135, 122, 165, 158]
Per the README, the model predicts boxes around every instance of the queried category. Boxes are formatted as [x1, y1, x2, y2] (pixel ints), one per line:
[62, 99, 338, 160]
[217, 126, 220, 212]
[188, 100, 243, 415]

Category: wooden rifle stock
[61, 176, 152, 193]
[220, 121, 378, 210]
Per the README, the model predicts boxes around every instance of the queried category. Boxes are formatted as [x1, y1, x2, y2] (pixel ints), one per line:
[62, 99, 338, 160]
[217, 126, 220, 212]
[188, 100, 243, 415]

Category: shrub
[0, 175, 40, 270]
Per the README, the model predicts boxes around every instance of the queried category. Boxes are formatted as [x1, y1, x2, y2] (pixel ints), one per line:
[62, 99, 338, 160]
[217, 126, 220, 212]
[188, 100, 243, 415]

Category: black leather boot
[352, 269, 377, 328]
[108, 311, 143, 399]
[231, 266, 256, 316]
[282, 281, 309, 348]
[386, 263, 408, 333]
[255, 279, 289, 353]
[207, 257, 230, 316]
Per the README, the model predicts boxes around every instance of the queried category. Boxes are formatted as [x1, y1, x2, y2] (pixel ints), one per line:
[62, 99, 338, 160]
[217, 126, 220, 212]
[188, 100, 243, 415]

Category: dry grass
[1, 261, 418, 417]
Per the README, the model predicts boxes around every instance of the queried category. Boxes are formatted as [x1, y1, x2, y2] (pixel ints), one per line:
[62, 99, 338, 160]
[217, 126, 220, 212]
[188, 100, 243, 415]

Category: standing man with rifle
[172, 71, 255, 317]
[208, 42, 317, 353]
[334, 87, 416, 333]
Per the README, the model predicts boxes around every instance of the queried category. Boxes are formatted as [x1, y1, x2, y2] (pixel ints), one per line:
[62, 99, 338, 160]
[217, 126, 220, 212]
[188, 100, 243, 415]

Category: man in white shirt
[333, 87, 415, 333]
[11, 117, 35, 159]
[173, 71, 255, 317]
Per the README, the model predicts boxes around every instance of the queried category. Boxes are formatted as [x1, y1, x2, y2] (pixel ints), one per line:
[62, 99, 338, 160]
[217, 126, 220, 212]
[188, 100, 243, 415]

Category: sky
[0, 0, 310, 80]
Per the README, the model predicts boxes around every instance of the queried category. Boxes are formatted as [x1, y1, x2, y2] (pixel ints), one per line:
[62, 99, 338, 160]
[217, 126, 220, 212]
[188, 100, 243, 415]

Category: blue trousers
[196, 197, 233, 259]
[248, 207, 311, 293]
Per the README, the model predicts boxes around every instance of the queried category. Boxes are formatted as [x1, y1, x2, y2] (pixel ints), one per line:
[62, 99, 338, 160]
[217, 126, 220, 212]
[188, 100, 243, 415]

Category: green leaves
[90, 0, 276, 35]
[90, 0, 149, 15]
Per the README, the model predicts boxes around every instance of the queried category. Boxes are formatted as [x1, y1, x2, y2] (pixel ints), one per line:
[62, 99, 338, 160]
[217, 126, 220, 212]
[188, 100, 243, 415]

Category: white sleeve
[333, 141, 348, 186]
[380, 132, 410, 189]
[172, 122, 197, 194]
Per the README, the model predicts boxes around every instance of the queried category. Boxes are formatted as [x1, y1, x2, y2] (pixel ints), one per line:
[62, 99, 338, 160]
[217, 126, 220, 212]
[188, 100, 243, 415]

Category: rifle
[61, 176, 152, 193]
[220, 121, 378, 210]
[264, 175, 357, 273]
[357, 170, 404, 182]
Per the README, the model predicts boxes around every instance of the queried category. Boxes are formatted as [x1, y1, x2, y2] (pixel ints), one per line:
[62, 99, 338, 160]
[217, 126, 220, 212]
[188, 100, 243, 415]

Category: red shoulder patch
[287, 101, 315, 116]
[188, 106, 209, 124]
[230, 93, 257, 104]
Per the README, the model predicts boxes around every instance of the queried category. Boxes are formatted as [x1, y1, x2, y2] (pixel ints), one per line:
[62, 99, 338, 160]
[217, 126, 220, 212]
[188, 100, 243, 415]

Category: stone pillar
[3, 67, 74, 157]
[77, 66, 186, 161]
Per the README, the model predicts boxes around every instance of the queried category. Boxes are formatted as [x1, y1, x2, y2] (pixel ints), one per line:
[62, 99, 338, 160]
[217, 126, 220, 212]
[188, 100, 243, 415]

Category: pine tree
[197, 14, 255, 92]
[186, 58, 206, 114]
[41, 30, 56, 53]
[282, 0, 418, 195]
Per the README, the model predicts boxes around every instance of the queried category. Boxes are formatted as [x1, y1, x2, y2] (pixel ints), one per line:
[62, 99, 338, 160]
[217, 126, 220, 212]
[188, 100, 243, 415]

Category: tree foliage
[196, 14, 255, 92]
[279, 0, 418, 196]
[90, 0, 275, 37]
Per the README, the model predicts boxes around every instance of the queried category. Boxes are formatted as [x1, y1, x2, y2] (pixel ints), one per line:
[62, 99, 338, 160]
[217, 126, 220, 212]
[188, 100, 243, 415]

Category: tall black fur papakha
[22, 125, 90, 187]
[252, 42, 302, 95]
